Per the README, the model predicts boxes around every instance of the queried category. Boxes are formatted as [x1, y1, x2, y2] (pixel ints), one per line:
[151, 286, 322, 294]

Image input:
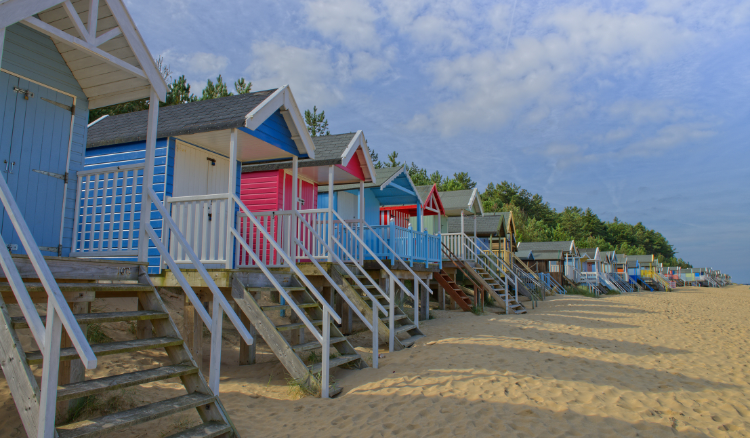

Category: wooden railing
[165, 194, 232, 266]
[0, 171, 97, 437]
[71, 164, 145, 257]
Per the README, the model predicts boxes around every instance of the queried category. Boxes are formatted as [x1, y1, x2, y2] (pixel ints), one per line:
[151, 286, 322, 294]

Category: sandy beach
[2, 284, 749, 437]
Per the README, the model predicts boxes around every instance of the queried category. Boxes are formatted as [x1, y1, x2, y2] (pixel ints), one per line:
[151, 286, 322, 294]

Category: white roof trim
[87, 114, 109, 128]
[244, 85, 316, 159]
[340, 130, 376, 183]
[379, 165, 419, 198]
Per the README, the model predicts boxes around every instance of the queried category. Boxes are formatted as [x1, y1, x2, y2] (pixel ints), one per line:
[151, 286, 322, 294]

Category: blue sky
[125, 0, 750, 283]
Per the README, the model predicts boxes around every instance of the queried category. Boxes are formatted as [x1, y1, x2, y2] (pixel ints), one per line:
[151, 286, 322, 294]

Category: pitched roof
[321, 166, 403, 192]
[415, 185, 433, 201]
[578, 248, 599, 259]
[439, 189, 483, 216]
[516, 249, 534, 260]
[446, 214, 506, 235]
[241, 132, 356, 171]
[87, 90, 277, 148]
[517, 241, 575, 252]
[530, 250, 564, 261]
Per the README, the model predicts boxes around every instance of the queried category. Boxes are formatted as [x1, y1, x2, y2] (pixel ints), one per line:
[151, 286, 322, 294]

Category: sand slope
[2, 285, 749, 437]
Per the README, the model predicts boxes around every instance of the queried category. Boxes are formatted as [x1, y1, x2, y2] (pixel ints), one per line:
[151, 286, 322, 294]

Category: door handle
[3, 160, 7, 173]
[9, 162, 15, 174]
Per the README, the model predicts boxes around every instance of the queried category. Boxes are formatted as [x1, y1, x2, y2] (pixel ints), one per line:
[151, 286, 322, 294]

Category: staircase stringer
[329, 266, 396, 348]
[434, 271, 472, 312]
[0, 294, 40, 438]
[137, 267, 235, 431]
[230, 277, 312, 383]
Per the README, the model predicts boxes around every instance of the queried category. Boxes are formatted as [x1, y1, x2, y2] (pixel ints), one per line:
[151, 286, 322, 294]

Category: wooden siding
[1, 23, 89, 257]
[336, 151, 365, 180]
[83, 139, 174, 273]
[318, 188, 380, 226]
[282, 173, 317, 210]
[240, 170, 280, 212]
[242, 110, 298, 156]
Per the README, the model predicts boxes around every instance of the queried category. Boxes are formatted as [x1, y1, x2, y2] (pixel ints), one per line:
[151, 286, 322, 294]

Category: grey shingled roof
[242, 133, 356, 172]
[320, 166, 402, 192]
[415, 185, 434, 201]
[446, 214, 504, 235]
[530, 250, 563, 261]
[517, 241, 575, 252]
[578, 248, 598, 259]
[439, 189, 477, 212]
[87, 89, 277, 148]
[516, 250, 534, 260]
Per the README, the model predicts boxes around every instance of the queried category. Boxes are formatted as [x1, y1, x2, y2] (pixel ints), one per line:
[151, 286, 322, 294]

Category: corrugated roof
[87, 89, 276, 148]
[242, 132, 355, 171]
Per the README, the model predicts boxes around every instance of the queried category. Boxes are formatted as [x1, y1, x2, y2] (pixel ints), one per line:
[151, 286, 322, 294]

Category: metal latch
[13, 87, 34, 100]
[6, 244, 18, 252]
[207, 157, 216, 166]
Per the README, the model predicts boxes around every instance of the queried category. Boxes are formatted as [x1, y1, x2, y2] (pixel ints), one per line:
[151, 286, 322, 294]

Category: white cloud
[162, 51, 230, 82]
[247, 42, 343, 108]
[621, 123, 715, 156]
[304, 0, 381, 51]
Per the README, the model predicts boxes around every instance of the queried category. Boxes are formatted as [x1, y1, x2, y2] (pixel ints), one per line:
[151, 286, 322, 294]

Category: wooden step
[276, 320, 323, 331]
[0, 282, 153, 293]
[246, 286, 305, 293]
[292, 337, 348, 352]
[308, 354, 361, 373]
[25, 337, 183, 365]
[11, 310, 168, 329]
[57, 364, 198, 401]
[400, 334, 425, 347]
[260, 303, 318, 311]
[395, 324, 417, 334]
[163, 422, 232, 438]
[56, 392, 216, 438]
[380, 314, 408, 322]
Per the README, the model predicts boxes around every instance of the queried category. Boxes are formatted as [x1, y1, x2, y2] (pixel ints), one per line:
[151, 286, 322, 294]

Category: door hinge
[40, 96, 73, 113]
[33, 169, 67, 183]
[13, 87, 34, 100]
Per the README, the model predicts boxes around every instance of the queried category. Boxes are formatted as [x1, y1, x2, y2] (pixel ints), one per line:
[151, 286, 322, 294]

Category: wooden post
[413, 274, 419, 327]
[57, 301, 89, 420]
[291, 156, 298, 262]
[321, 308, 330, 399]
[327, 165, 334, 263]
[437, 281, 445, 310]
[183, 295, 205, 372]
[238, 305, 256, 365]
[136, 299, 152, 339]
[420, 277, 429, 321]
[39, 307, 63, 438]
[359, 180, 365, 264]
[225, 129, 237, 268]
[138, 87, 159, 263]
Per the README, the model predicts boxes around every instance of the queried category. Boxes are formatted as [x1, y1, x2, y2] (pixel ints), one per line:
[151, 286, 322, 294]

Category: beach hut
[81, 90, 394, 397]
[517, 241, 578, 288]
[0, 1, 254, 435]
[242, 137, 432, 349]
[410, 184, 447, 235]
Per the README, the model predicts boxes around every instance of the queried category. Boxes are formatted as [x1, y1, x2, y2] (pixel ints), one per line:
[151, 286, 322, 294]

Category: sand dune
[2, 285, 749, 437]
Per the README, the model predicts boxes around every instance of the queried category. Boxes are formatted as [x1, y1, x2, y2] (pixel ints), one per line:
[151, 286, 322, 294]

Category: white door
[171, 141, 231, 266]
[338, 192, 358, 220]
[172, 141, 229, 197]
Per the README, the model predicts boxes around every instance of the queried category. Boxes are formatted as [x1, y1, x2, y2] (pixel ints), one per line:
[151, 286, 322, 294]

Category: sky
[125, 0, 750, 283]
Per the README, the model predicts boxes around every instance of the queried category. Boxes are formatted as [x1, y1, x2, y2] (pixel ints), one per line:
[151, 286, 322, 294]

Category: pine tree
[304, 106, 331, 136]
[201, 75, 232, 100]
[235, 78, 252, 94]
[165, 75, 197, 106]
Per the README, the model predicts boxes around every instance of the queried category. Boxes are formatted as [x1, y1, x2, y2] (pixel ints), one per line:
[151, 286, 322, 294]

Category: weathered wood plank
[57, 364, 198, 401]
[2, 290, 95, 304]
[25, 336, 183, 364]
[308, 354, 360, 374]
[11, 310, 168, 329]
[56, 393, 215, 438]
[0, 294, 40, 437]
[2, 255, 144, 281]
[0, 282, 153, 293]
[163, 421, 231, 438]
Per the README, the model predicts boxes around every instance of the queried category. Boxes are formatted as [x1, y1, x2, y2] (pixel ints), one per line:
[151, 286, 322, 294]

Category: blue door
[0, 72, 74, 256]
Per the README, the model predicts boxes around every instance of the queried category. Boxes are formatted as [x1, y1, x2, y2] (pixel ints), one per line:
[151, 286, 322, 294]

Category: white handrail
[329, 211, 416, 300]
[0, 173, 98, 438]
[351, 215, 433, 294]
[145, 188, 252, 395]
[295, 212, 389, 315]
[232, 194, 340, 321]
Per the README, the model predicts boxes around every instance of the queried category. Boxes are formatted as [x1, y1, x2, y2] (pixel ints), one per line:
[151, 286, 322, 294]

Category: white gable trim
[244, 85, 316, 159]
[340, 130, 376, 183]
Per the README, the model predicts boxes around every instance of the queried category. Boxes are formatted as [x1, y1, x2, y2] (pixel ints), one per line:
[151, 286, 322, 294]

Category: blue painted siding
[84, 139, 172, 273]
[317, 188, 381, 226]
[240, 109, 298, 156]
[1, 23, 89, 256]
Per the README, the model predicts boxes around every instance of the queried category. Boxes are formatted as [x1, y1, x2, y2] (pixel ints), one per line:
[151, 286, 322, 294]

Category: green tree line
[371, 150, 690, 268]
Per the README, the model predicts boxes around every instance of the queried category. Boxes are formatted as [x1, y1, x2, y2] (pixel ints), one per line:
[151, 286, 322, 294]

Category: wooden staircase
[329, 266, 425, 350]
[472, 266, 527, 314]
[0, 259, 236, 438]
[231, 273, 365, 395]
[433, 270, 473, 311]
